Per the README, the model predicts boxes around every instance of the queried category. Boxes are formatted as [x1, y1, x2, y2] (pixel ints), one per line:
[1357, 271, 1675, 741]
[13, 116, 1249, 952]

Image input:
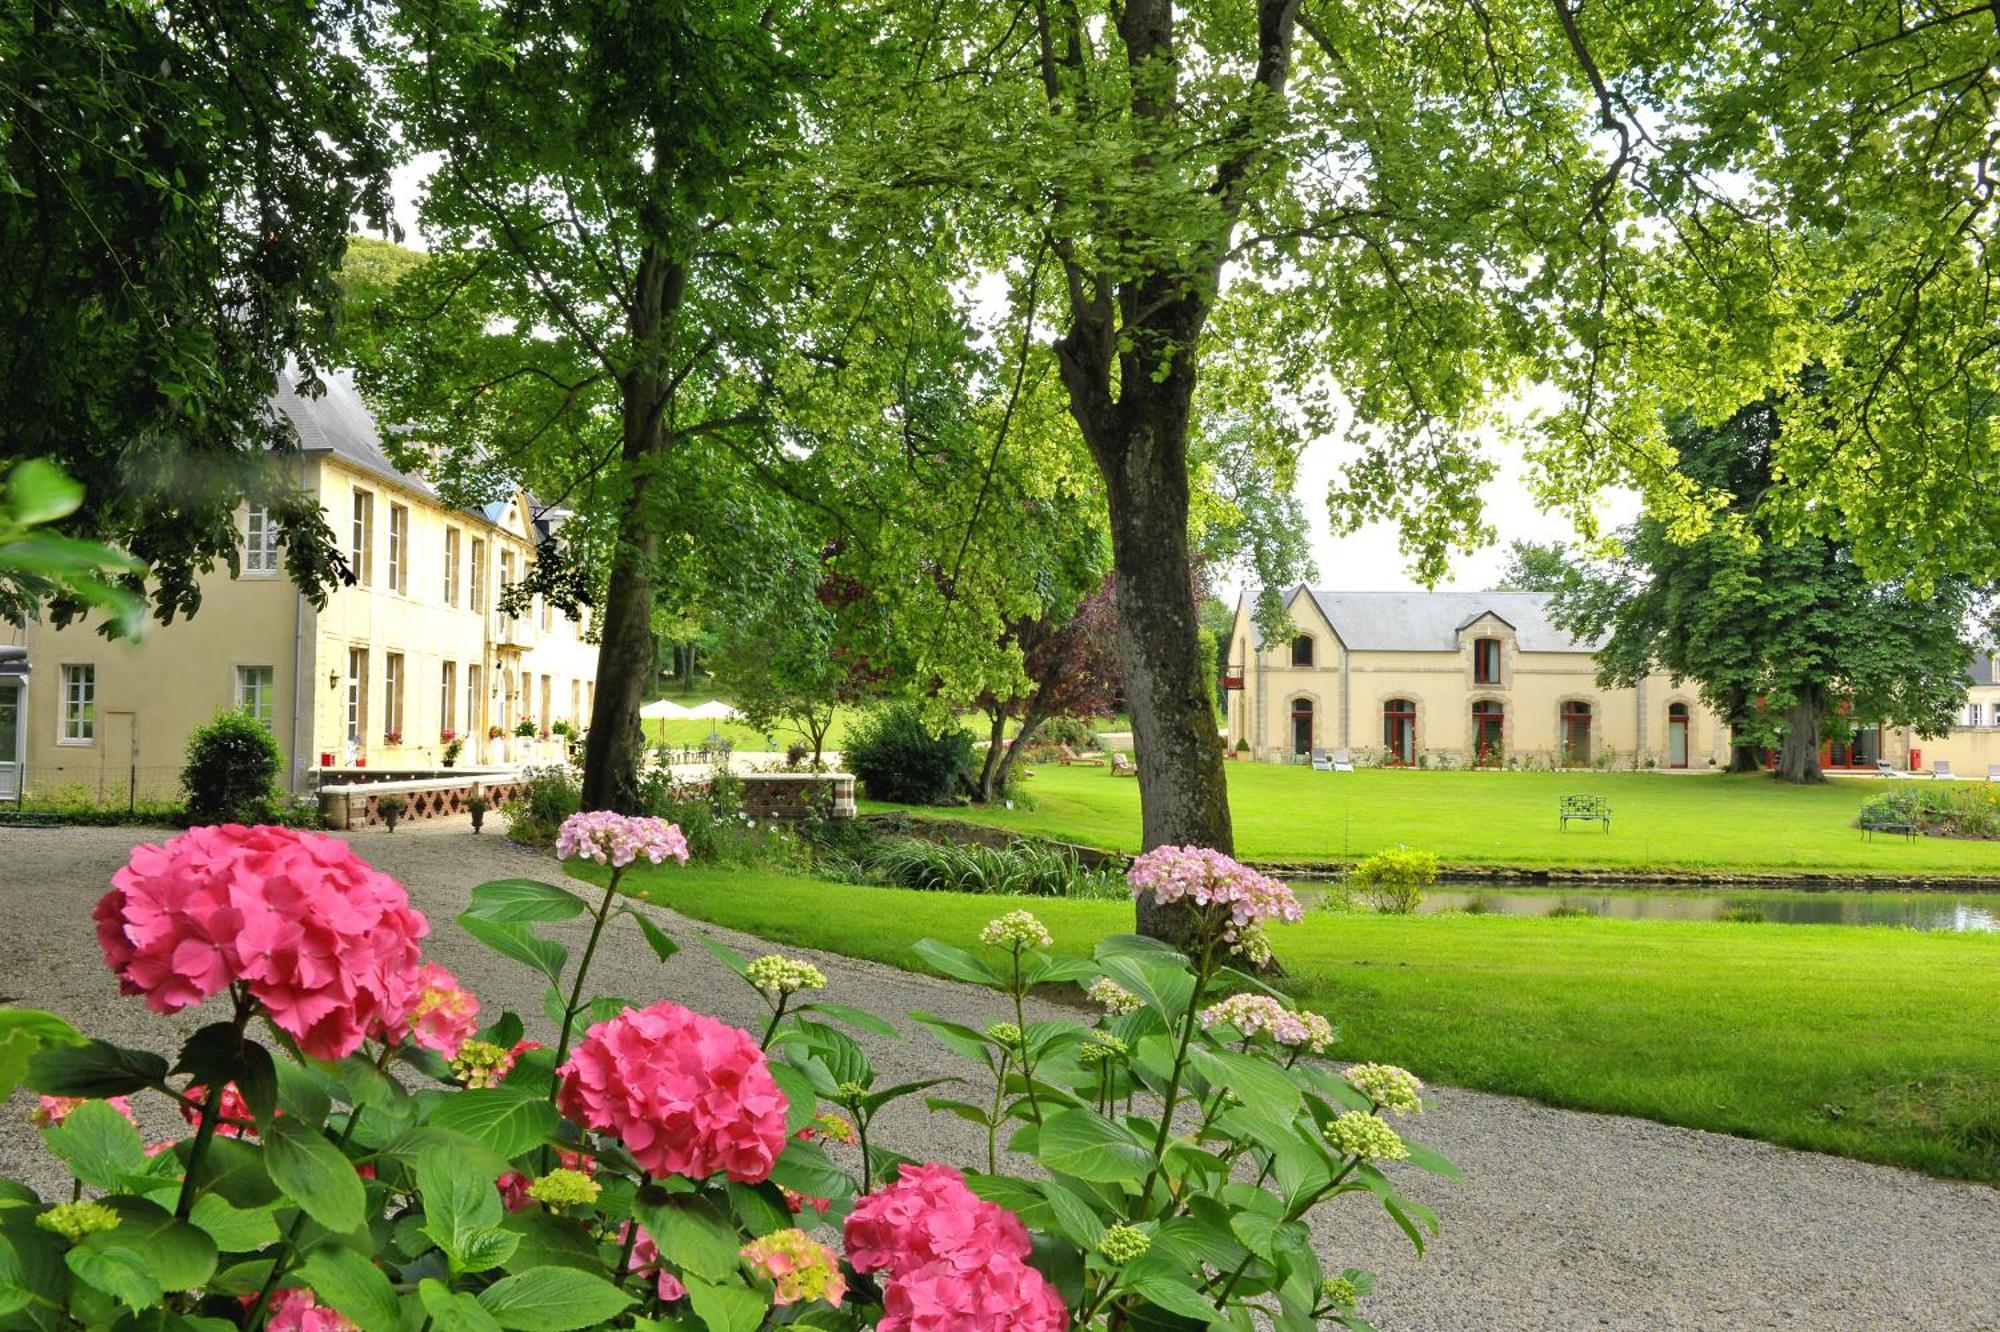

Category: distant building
[1898, 653, 2000, 776]
[1225, 587, 1728, 768]
[0, 371, 598, 803]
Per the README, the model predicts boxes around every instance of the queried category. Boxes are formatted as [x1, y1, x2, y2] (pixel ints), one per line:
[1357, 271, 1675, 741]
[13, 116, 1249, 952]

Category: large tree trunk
[991, 693, 1049, 799]
[1724, 688, 1762, 772]
[1776, 689, 1825, 784]
[581, 248, 680, 813]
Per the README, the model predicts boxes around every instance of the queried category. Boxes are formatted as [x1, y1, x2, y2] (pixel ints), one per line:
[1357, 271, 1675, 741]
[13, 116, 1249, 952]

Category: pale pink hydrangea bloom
[1126, 846, 1302, 943]
[95, 825, 431, 1059]
[405, 963, 480, 1058]
[620, 1222, 690, 1302]
[740, 1228, 846, 1306]
[1198, 994, 1334, 1053]
[33, 1096, 137, 1129]
[555, 811, 690, 868]
[253, 1287, 358, 1332]
[557, 1000, 788, 1183]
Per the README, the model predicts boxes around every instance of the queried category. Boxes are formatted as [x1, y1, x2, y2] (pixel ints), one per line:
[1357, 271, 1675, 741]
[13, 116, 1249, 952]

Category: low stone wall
[313, 765, 516, 788]
[740, 772, 857, 821]
[318, 775, 525, 830]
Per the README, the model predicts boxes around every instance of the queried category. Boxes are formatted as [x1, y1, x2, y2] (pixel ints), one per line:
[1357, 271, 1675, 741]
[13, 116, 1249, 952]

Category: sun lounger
[1934, 760, 1957, 780]
[1874, 758, 1906, 778]
[1331, 747, 1355, 773]
[1058, 743, 1105, 767]
[1310, 748, 1332, 771]
[1109, 753, 1138, 778]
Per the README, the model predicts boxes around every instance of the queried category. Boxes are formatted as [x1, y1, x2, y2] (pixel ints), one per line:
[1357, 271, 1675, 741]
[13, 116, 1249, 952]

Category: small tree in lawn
[974, 575, 1123, 802]
[715, 597, 869, 768]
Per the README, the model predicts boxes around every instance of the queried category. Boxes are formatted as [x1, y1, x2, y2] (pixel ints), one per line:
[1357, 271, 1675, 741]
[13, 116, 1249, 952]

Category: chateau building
[1225, 587, 1729, 768]
[0, 371, 598, 802]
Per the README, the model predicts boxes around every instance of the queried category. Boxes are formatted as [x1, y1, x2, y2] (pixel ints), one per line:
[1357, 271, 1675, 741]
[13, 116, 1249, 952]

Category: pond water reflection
[1306, 884, 2000, 932]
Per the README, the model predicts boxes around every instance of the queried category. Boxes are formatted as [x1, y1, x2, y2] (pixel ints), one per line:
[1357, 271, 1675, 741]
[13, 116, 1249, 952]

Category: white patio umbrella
[639, 699, 694, 720]
[685, 699, 742, 720]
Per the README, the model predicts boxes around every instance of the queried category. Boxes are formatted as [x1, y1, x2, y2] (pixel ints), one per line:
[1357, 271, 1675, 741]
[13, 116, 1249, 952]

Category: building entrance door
[0, 680, 20, 800]
[1668, 703, 1689, 769]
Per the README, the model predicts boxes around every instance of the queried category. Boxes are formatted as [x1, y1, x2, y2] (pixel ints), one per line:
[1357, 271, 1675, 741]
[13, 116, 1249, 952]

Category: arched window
[1667, 702, 1690, 769]
[1473, 637, 1502, 684]
[1471, 700, 1504, 764]
[1561, 700, 1593, 766]
[1290, 697, 1314, 755]
[1291, 635, 1315, 668]
[1383, 698, 1416, 765]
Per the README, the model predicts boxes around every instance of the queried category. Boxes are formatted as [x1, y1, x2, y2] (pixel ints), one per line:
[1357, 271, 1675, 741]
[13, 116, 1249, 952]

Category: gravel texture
[3, 821, 1997, 1330]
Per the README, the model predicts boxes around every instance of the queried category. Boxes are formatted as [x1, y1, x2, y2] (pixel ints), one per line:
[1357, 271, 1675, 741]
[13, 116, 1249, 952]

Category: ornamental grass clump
[1, 819, 1444, 1330]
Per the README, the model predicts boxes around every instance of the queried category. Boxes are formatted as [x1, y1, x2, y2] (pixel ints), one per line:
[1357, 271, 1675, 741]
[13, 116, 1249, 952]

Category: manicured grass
[870, 764, 2000, 878]
[642, 707, 865, 753]
[615, 864, 2000, 1181]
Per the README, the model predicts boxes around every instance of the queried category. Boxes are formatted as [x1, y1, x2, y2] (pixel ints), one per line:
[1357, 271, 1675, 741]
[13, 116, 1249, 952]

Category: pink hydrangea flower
[1198, 994, 1334, 1053]
[879, 1250, 1068, 1332]
[740, 1228, 846, 1306]
[843, 1163, 1031, 1277]
[405, 963, 479, 1058]
[96, 826, 431, 1059]
[180, 1083, 258, 1140]
[1126, 846, 1301, 947]
[33, 1096, 137, 1129]
[557, 1001, 788, 1183]
[620, 1222, 689, 1302]
[555, 811, 690, 868]
[249, 1287, 358, 1332]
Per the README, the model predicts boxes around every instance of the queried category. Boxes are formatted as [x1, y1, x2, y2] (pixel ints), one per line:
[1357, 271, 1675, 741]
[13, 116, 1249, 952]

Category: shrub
[786, 741, 811, 769]
[1347, 844, 1438, 914]
[865, 837, 1124, 897]
[1863, 783, 2000, 839]
[180, 708, 282, 823]
[442, 735, 465, 766]
[1040, 715, 1097, 750]
[1857, 785, 1919, 828]
[0, 831, 1446, 1331]
[843, 703, 974, 804]
[506, 762, 581, 846]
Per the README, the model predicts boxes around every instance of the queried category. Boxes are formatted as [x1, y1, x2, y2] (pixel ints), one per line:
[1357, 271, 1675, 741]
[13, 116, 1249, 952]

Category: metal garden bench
[1558, 794, 1611, 832]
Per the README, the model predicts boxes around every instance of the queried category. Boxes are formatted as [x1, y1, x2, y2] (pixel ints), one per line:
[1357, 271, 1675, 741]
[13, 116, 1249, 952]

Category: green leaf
[695, 935, 751, 978]
[1095, 954, 1194, 1026]
[184, 1137, 280, 1209]
[796, 1000, 899, 1038]
[428, 1087, 558, 1162]
[623, 907, 680, 963]
[265, 1119, 366, 1234]
[26, 1038, 168, 1098]
[87, 1198, 216, 1293]
[906, 1012, 995, 1066]
[421, 1277, 505, 1332]
[500, 1210, 608, 1274]
[459, 916, 570, 986]
[297, 1247, 403, 1332]
[724, 1182, 792, 1239]
[683, 1275, 767, 1332]
[1402, 1140, 1462, 1182]
[909, 939, 1003, 988]
[187, 1195, 280, 1253]
[172, 1024, 277, 1128]
[0, 1224, 66, 1317]
[8, 460, 83, 525]
[465, 879, 591, 923]
[1133, 1271, 1226, 1321]
[45, 1099, 146, 1191]
[1039, 1179, 1107, 1249]
[766, 1140, 855, 1202]
[417, 1147, 517, 1274]
[477, 1267, 634, 1330]
[374, 1127, 511, 1182]
[767, 1062, 818, 1135]
[1034, 1108, 1154, 1184]
[66, 1244, 159, 1310]
[634, 1194, 740, 1283]
[0, 1008, 84, 1103]
[1188, 1046, 1302, 1124]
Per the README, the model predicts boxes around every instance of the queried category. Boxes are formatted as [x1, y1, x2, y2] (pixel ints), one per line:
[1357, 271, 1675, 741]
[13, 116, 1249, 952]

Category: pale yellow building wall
[1889, 683, 2000, 776]
[1225, 589, 1728, 769]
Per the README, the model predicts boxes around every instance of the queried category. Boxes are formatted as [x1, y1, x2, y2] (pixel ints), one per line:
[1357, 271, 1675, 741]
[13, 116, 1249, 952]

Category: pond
[1314, 884, 2000, 932]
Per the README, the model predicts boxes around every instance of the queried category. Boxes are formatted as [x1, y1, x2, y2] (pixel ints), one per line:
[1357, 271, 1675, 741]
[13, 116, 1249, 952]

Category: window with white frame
[441, 661, 457, 737]
[350, 491, 374, 585]
[387, 504, 409, 595]
[384, 652, 405, 740]
[444, 527, 461, 606]
[60, 664, 94, 743]
[244, 507, 281, 575]
[346, 648, 367, 743]
[469, 538, 486, 612]
[234, 665, 275, 729]
[1968, 702, 1985, 728]
[466, 664, 482, 738]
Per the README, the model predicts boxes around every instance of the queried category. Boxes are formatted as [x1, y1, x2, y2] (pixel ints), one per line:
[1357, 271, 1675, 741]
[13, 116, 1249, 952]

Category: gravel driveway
[3, 822, 1997, 1331]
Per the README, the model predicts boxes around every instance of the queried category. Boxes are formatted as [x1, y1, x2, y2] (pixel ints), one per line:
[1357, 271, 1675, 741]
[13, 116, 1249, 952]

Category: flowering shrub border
[0, 817, 1451, 1330]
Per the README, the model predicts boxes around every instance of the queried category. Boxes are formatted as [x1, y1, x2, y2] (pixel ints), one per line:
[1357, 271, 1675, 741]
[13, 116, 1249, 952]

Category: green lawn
[612, 864, 2000, 1181]
[870, 764, 2000, 878]
[642, 707, 865, 753]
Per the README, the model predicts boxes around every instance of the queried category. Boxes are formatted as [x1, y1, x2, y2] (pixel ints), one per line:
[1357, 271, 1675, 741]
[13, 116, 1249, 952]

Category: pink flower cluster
[405, 963, 479, 1058]
[33, 1096, 136, 1129]
[1198, 994, 1334, 1053]
[251, 1288, 357, 1332]
[95, 826, 432, 1059]
[1126, 845, 1301, 944]
[557, 1000, 788, 1183]
[740, 1228, 846, 1306]
[181, 1083, 259, 1140]
[845, 1164, 1067, 1332]
[555, 811, 690, 868]
[620, 1222, 689, 1302]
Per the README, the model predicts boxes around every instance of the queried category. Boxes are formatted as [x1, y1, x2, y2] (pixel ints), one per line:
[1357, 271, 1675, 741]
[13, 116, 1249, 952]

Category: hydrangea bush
[0, 818, 1451, 1330]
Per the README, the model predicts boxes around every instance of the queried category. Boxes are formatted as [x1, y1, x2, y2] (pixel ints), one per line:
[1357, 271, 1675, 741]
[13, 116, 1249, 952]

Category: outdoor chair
[1331, 747, 1355, 773]
[1874, 758, 1908, 779]
[1558, 793, 1611, 832]
[1310, 748, 1332, 771]
[1109, 753, 1138, 778]
[1988, 764, 2000, 783]
[1058, 743, 1105, 767]
[1934, 760, 1957, 780]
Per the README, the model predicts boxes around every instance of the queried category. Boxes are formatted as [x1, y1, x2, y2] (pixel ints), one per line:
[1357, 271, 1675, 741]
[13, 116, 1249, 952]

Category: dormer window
[1473, 637, 1501, 684]
[1291, 635, 1315, 667]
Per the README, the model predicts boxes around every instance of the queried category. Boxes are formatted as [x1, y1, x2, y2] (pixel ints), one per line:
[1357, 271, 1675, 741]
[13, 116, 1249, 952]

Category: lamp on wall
[328, 670, 339, 690]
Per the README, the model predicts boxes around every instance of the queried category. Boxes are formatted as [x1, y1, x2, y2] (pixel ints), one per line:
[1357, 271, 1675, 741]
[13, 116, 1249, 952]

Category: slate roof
[1252, 588, 1605, 653]
[1971, 653, 1999, 687]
